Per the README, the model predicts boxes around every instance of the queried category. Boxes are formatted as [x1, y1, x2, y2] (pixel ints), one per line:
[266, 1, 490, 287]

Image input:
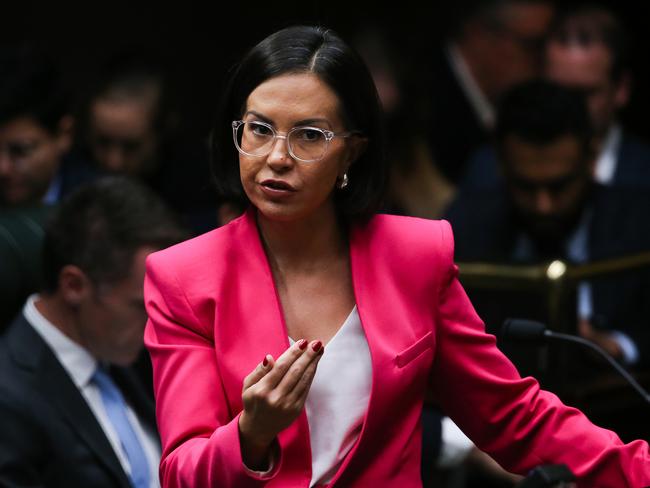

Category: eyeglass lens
[235, 121, 328, 162]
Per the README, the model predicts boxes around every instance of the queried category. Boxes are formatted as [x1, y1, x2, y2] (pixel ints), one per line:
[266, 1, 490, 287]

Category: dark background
[4, 1, 650, 145]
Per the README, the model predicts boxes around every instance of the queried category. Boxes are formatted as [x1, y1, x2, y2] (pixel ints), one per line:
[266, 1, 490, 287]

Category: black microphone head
[501, 319, 548, 343]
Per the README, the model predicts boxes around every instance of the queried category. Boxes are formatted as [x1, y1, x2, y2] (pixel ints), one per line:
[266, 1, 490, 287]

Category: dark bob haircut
[210, 25, 386, 223]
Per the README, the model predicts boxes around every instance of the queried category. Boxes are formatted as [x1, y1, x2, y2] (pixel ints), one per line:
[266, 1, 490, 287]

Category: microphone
[501, 319, 650, 405]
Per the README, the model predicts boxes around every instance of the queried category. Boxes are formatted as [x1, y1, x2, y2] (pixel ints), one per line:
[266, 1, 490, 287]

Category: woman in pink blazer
[144, 26, 650, 487]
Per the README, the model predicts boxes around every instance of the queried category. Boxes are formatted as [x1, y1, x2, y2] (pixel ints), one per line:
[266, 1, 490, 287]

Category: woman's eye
[296, 128, 323, 142]
[249, 122, 273, 137]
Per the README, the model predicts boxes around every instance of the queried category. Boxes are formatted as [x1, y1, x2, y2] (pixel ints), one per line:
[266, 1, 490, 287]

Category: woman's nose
[266, 136, 293, 170]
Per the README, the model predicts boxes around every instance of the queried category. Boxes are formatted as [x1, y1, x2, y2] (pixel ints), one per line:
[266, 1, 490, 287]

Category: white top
[437, 417, 474, 468]
[24, 295, 161, 488]
[594, 125, 622, 185]
[290, 306, 372, 487]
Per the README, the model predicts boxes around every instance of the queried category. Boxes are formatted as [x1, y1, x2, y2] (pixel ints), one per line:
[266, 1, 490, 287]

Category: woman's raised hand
[238, 339, 324, 470]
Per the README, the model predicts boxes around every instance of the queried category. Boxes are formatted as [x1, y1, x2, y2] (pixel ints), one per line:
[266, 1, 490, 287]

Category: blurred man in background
[422, 0, 554, 185]
[545, 3, 650, 187]
[0, 177, 186, 487]
[447, 80, 650, 367]
[77, 51, 220, 233]
[0, 47, 80, 207]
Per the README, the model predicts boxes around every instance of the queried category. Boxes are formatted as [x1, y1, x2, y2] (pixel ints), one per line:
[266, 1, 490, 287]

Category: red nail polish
[298, 339, 308, 350]
[312, 341, 322, 352]
[263, 356, 268, 367]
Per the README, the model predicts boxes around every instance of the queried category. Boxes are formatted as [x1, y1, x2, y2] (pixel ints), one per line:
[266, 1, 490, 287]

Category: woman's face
[239, 73, 358, 224]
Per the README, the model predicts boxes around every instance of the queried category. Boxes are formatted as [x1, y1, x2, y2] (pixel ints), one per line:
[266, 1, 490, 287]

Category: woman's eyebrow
[244, 111, 332, 128]
[293, 118, 331, 128]
[244, 110, 273, 124]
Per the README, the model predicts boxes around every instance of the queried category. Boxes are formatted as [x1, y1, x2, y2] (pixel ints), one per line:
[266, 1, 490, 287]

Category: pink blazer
[144, 209, 650, 487]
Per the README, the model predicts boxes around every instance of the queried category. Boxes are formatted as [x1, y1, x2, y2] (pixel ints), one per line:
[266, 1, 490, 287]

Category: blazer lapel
[215, 209, 313, 479]
[327, 217, 436, 485]
[8, 315, 132, 487]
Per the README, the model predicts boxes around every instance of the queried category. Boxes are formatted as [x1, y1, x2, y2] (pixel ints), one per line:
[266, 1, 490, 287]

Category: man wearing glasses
[0, 48, 79, 208]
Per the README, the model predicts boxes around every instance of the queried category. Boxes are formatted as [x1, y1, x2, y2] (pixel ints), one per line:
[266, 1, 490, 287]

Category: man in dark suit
[446, 80, 650, 367]
[0, 177, 186, 487]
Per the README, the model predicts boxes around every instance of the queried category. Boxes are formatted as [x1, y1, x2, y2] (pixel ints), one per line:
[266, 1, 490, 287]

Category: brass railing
[457, 251, 650, 333]
[457, 252, 650, 429]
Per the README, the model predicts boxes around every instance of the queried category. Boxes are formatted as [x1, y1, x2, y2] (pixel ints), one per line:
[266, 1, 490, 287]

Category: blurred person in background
[354, 24, 456, 220]
[77, 50, 220, 233]
[392, 0, 554, 220]
[0, 177, 186, 487]
[0, 46, 91, 208]
[545, 3, 650, 187]
[0, 45, 94, 331]
[461, 3, 650, 190]
[420, 0, 554, 187]
[446, 80, 650, 369]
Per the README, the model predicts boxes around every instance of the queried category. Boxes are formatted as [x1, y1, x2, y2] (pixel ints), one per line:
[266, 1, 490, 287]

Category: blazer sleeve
[428, 220, 650, 487]
[144, 252, 282, 487]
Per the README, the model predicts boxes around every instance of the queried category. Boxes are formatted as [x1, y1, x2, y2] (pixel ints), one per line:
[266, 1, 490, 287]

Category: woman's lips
[259, 179, 297, 198]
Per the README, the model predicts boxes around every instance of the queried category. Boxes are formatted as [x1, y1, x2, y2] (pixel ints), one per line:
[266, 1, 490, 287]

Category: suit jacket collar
[6, 314, 134, 487]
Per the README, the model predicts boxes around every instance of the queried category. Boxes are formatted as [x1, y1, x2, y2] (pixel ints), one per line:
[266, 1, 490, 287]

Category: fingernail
[262, 356, 269, 367]
[312, 341, 322, 352]
[298, 339, 308, 350]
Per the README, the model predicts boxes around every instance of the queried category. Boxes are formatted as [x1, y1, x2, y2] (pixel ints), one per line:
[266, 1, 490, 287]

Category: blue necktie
[93, 367, 151, 488]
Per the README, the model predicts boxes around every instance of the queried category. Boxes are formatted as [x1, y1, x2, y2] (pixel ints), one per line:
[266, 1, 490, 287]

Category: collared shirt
[594, 125, 622, 185]
[24, 294, 161, 487]
[42, 172, 62, 205]
[445, 43, 496, 130]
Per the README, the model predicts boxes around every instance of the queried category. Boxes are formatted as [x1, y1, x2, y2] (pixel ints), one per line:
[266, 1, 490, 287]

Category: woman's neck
[256, 205, 347, 273]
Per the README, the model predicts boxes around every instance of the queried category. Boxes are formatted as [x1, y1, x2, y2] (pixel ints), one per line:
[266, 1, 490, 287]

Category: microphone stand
[543, 330, 650, 405]
[502, 319, 650, 405]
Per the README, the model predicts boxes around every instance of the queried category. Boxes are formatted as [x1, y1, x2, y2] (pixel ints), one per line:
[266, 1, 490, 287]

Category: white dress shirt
[594, 125, 622, 185]
[289, 306, 372, 487]
[446, 43, 496, 130]
[24, 294, 161, 488]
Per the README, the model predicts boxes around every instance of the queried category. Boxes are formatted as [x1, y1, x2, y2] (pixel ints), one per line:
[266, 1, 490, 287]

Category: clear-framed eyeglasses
[232, 120, 357, 163]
